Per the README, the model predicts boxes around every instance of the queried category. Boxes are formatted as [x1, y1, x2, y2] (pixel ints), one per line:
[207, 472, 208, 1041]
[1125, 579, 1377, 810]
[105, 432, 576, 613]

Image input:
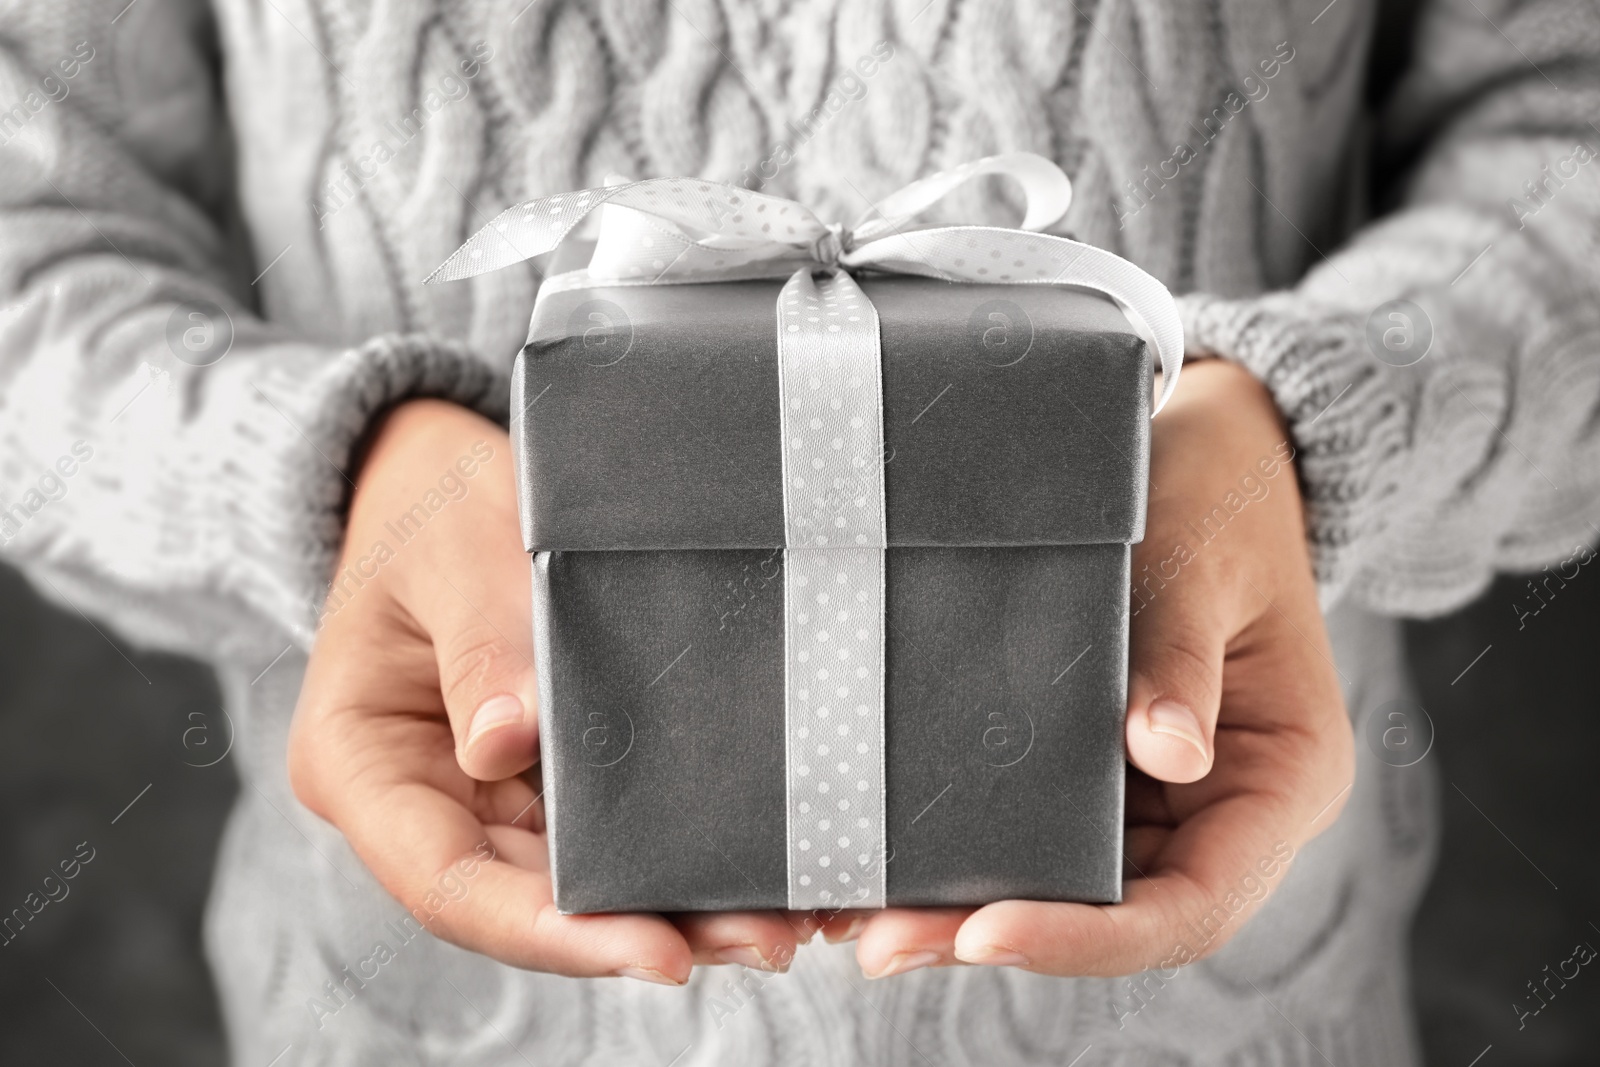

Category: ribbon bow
[428, 152, 1182, 413]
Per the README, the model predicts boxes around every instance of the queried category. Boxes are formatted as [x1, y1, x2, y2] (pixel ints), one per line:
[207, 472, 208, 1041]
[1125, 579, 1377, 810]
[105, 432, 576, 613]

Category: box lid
[514, 275, 1151, 551]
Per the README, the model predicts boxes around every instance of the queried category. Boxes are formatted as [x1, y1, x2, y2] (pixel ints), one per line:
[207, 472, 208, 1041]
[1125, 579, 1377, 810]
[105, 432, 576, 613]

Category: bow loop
[428, 153, 1182, 413]
[848, 151, 1074, 243]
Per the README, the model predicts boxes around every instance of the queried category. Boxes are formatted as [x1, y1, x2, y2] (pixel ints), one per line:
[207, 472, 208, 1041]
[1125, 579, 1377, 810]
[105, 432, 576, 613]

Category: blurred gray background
[2, 553, 1598, 1064]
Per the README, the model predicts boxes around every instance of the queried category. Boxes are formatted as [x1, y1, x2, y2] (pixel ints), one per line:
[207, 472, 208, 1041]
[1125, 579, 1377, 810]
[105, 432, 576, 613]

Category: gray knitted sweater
[2, 0, 1598, 1064]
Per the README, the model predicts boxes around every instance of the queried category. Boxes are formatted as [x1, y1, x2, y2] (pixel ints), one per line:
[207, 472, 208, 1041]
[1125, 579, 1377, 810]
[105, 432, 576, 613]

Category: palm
[826, 361, 1354, 979]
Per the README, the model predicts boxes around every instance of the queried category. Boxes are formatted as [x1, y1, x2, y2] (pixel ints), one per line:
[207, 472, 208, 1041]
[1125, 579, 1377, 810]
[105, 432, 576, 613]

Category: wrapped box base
[534, 545, 1128, 913]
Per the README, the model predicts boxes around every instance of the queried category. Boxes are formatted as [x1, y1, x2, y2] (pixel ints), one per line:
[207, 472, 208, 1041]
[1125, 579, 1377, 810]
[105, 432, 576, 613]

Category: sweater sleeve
[0, 1, 505, 658]
[1181, 0, 1600, 617]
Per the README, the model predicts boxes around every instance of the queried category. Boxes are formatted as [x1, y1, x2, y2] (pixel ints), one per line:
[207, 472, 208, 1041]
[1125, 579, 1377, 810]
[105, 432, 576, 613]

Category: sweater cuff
[1177, 292, 1411, 610]
[231, 335, 507, 645]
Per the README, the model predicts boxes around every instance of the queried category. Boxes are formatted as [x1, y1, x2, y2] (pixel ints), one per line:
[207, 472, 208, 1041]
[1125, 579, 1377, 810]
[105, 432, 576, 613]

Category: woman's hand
[287, 399, 806, 983]
[824, 359, 1355, 978]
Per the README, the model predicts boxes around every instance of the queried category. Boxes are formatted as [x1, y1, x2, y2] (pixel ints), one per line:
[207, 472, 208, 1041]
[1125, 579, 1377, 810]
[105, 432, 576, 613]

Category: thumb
[430, 575, 541, 783]
[1125, 592, 1224, 784]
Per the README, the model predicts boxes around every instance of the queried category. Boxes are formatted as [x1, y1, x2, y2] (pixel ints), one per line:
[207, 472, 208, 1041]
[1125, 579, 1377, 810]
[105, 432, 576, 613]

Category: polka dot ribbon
[775, 269, 889, 908]
[426, 152, 1183, 414]
[430, 154, 1183, 909]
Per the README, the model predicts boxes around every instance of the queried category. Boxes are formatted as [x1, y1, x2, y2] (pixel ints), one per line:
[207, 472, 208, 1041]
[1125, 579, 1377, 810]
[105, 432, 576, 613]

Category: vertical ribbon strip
[778, 270, 888, 910]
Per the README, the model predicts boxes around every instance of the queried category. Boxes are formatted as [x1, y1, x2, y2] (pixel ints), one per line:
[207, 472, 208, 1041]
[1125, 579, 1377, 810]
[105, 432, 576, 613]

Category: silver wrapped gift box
[517, 274, 1150, 914]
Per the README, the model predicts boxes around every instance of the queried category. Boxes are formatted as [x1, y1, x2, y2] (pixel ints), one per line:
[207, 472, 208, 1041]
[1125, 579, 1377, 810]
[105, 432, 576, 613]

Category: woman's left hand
[816, 359, 1355, 978]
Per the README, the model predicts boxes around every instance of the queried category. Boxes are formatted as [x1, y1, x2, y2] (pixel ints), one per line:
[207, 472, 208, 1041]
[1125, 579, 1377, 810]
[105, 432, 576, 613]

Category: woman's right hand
[287, 398, 807, 982]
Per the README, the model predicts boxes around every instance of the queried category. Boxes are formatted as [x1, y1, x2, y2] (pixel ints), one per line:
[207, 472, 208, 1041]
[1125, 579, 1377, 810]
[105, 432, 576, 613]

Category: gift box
[517, 275, 1151, 914]
[429, 153, 1180, 915]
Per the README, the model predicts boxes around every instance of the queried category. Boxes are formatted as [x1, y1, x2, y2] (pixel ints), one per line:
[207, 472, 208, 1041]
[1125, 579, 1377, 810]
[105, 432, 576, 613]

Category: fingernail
[1147, 699, 1207, 758]
[956, 944, 1029, 967]
[468, 694, 525, 747]
[867, 950, 940, 979]
[714, 945, 780, 971]
[825, 917, 866, 944]
[616, 966, 684, 986]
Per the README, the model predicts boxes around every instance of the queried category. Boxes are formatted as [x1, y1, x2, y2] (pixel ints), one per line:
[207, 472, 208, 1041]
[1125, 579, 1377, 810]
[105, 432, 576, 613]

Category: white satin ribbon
[774, 269, 888, 908]
[431, 153, 1181, 910]
[427, 152, 1181, 414]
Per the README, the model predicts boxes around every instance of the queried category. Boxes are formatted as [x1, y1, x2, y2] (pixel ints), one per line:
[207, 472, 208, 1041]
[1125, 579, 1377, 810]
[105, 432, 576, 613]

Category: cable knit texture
[2, 0, 1598, 1064]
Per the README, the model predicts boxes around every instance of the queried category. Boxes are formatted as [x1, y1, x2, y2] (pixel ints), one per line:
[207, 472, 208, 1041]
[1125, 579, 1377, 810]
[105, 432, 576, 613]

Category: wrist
[340, 400, 517, 602]
[1143, 358, 1308, 620]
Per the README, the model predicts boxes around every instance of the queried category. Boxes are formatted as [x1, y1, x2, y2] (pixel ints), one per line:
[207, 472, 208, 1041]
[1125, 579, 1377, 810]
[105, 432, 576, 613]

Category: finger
[1123, 824, 1170, 876]
[1126, 768, 1174, 825]
[344, 411, 539, 783]
[427, 551, 542, 783]
[1125, 582, 1225, 784]
[957, 609, 1348, 979]
[671, 912, 805, 970]
[772, 909, 828, 944]
[850, 908, 973, 978]
[334, 761, 691, 983]
[380, 429, 540, 783]
[465, 770, 545, 835]
[808, 909, 873, 944]
[954, 794, 1298, 976]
